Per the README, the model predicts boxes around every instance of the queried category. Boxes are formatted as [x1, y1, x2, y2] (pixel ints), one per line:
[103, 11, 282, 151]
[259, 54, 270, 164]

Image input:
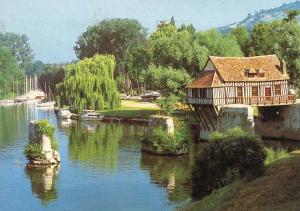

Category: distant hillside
[218, 1, 300, 34]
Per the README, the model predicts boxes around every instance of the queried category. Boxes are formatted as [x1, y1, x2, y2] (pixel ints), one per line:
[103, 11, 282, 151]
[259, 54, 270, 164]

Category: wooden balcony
[186, 95, 296, 106]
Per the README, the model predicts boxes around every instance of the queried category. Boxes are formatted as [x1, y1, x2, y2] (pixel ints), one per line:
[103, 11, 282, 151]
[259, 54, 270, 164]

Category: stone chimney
[280, 59, 287, 74]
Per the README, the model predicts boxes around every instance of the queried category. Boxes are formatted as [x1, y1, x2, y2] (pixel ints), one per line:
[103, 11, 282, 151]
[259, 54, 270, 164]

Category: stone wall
[199, 104, 255, 140]
[148, 115, 174, 134]
[255, 104, 300, 141]
[217, 104, 255, 134]
[28, 121, 60, 165]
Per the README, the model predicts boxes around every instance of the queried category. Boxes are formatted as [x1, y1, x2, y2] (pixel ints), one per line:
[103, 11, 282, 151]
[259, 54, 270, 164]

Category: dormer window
[245, 68, 256, 78]
[257, 68, 265, 77]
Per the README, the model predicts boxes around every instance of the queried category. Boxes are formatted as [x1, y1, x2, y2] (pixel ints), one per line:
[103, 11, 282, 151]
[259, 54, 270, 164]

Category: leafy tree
[39, 64, 65, 96]
[0, 32, 33, 70]
[0, 47, 24, 99]
[140, 65, 191, 97]
[195, 29, 243, 57]
[230, 26, 249, 56]
[57, 54, 121, 110]
[151, 22, 208, 76]
[283, 10, 300, 23]
[27, 60, 45, 75]
[125, 43, 152, 93]
[248, 20, 300, 85]
[158, 94, 178, 115]
[74, 18, 147, 76]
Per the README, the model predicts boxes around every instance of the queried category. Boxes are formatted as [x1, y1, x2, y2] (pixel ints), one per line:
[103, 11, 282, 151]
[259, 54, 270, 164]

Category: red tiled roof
[210, 55, 290, 82]
[186, 71, 222, 88]
[186, 55, 290, 89]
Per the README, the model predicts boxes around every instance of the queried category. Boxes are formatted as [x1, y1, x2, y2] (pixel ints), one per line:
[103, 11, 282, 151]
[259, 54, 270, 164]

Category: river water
[0, 105, 198, 211]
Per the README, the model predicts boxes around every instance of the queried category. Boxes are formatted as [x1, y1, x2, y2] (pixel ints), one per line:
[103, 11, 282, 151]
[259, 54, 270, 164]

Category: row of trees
[74, 18, 243, 97]
[0, 31, 39, 99]
[73, 12, 300, 97]
[230, 18, 300, 86]
[50, 11, 300, 111]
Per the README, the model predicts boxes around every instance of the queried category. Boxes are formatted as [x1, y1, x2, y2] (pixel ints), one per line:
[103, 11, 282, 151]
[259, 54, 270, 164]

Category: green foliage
[39, 64, 65, 96]
[0, 32, 33, 69]
[68, 123, 122, 170]
[24, 143, 43, 160]
[195, 29, 243, 57]
[151, 22, 208, 76]
[36, 120, 58, 150]
[191, 128, 266, 199]
[145, 126, 188, 153]
[247, 20, 300, 85]
[230, 26, 249, 56]
[140, 65, 191, 97]
[283, 10, 300, 23]
[0, 47, 24, 99]
[57, 54, 121, 111]
[158, 94, 178, 115]
[265, 147, 290, 166]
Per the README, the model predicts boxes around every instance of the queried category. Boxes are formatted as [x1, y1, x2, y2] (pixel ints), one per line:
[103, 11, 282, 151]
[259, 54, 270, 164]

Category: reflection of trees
[140, 142, 204, 202]
[25, 165, 60, 205]
[68, 122, 122, 170]
[140, 153, 192, 202]
[0, 105, 29, 147]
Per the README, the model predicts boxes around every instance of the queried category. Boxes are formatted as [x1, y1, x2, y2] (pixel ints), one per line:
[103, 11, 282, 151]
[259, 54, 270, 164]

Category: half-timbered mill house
[185, 55, 296, 131]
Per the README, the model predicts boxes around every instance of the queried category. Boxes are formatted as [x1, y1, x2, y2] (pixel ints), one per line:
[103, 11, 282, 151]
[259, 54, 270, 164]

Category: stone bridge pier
[199, 103, 300, 141]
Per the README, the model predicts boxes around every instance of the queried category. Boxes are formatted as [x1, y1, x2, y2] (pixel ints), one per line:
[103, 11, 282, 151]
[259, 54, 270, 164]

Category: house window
[252, 86, 258, 97]
[191, 89, 198, 98]
[275, 84, 281, 96]
[237, 87, 243, 97]
[200, 89, 207, 98]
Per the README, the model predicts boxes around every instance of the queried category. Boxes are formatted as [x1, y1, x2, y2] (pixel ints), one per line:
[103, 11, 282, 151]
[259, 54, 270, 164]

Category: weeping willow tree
[57, 54, 121, 110]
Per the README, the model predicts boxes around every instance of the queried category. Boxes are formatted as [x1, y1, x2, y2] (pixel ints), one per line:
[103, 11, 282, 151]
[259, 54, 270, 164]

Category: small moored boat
[57, 108, 72, 119]
[81, 110, 104, 121]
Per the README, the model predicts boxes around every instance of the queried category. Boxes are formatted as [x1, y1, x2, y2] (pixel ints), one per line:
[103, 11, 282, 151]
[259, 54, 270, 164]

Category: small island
[24, 120, 60, 166]
[141, 115, 188, 156]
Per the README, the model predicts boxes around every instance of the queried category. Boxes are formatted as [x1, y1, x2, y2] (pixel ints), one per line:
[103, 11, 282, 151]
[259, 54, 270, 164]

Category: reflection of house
[186, 55, 296, 106]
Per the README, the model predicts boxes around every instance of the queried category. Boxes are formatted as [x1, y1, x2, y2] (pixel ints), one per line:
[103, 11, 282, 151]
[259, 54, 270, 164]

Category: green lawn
[100, 100, 161, 119]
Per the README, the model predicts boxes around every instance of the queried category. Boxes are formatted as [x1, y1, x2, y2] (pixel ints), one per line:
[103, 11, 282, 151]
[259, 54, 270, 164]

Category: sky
[0, 0, 296, 63]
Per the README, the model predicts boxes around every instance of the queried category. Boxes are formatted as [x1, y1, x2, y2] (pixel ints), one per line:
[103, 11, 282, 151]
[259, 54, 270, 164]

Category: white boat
[37, 83, 55, 108]
[37, 101, 55, 108]
[81, 110, 104, 121]
[0, 100, 15, 106]
[57, 108, 72, 119]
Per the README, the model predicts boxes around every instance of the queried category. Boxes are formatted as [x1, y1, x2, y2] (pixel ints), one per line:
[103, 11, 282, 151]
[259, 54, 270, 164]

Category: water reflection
[0, 105, 30, 147]
[140, 153, 192, 202]
[68, 122, 122, 171]
[56, 118, 73, 129]
[25, 165, 60, 205]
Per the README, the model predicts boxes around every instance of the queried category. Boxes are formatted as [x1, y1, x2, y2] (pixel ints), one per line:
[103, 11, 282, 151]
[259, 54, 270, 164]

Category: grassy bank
[100, 100, 161, 119]
[180, 150, 300, 211]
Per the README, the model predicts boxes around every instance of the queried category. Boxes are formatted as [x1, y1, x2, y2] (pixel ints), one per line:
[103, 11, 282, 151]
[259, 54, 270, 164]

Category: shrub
[191, 128, 266, 199]
[24, 143, 43, 160]
[158, 94, 178, 116]
[145, 124, 189, 152]
[36, 120, 58, 150]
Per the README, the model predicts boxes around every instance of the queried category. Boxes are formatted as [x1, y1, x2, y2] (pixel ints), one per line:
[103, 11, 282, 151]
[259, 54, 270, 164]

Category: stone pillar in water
[28, 120, 60, 165]
[148, 115, 174, 134]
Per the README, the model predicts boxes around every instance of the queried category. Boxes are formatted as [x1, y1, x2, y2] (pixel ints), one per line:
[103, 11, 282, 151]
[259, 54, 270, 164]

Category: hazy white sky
[0, 0, 295, 63]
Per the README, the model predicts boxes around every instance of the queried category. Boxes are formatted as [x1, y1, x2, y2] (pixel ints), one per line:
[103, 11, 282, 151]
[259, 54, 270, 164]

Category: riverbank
[180, 150, 300, 211]
[99, 100, 161, 119]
